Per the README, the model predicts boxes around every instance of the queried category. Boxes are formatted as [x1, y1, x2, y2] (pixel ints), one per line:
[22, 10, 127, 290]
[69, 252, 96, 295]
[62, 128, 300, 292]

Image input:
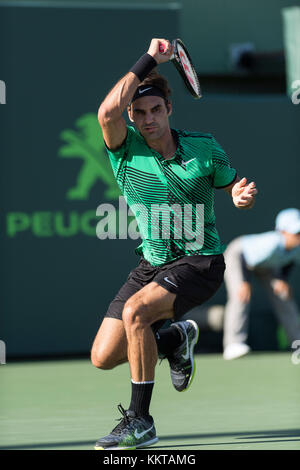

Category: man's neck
[145, 128, 177, 160]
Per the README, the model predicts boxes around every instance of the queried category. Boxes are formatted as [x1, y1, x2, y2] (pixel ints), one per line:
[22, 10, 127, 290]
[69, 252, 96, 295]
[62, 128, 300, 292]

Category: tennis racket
[159, 38, 202, 99]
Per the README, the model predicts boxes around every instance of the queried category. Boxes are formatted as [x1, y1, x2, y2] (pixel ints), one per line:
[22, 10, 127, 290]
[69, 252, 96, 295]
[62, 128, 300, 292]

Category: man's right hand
[271, 279, 291, 300]
[147, 38, 174, 64]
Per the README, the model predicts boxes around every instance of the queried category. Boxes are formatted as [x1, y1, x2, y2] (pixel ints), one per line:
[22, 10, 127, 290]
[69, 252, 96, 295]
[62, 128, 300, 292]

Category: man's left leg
[155, 320, 199, 392]
[154, 254, 225, 391]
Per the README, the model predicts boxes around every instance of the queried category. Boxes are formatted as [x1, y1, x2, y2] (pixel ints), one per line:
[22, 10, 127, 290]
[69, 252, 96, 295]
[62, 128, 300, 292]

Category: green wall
[1, 1, 299, 357]
[8, 0, 293, 73]
[0, 2, 180, 357]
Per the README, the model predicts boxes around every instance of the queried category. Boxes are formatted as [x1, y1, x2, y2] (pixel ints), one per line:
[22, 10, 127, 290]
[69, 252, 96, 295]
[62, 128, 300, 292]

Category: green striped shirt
[106, 126, 236, 266]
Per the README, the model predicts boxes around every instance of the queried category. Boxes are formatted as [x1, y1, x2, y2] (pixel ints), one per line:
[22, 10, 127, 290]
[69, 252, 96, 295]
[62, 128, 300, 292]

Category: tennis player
[91, 38, 257, 450]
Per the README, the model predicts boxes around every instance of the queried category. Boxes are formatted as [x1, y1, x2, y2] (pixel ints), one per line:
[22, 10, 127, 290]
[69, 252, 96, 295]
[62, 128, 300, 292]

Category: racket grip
[159, 42, 175, 60]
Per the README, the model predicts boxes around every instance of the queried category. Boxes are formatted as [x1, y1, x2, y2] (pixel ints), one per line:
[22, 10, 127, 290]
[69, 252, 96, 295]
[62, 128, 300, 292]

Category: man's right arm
[97, 38, 173, 151]
[98, 72, 140, 151]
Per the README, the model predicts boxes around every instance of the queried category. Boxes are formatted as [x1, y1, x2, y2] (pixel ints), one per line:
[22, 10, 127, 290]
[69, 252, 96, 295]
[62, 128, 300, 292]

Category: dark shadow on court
[151, 438, 300, 450]
[159, 428, 300, 441]
[1, 429, 299, 450]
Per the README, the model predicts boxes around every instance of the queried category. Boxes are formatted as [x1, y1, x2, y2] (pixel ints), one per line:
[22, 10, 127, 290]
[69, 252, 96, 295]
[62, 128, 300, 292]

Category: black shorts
[105, 253, 225, 329]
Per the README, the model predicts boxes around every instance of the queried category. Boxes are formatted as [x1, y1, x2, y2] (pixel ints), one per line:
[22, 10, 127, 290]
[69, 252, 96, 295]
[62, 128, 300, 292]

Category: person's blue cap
[275, 208, 300, 234]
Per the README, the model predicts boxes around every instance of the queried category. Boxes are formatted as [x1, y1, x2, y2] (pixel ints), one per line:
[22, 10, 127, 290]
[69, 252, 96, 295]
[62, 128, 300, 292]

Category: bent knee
[122, 299, 149, 328]
[90, 349, 116, 370]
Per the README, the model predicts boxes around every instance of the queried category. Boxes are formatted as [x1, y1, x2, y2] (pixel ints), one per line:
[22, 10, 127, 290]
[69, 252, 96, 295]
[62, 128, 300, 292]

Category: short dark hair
[128, 70, 172, 110]
[140, 70, 172, 103]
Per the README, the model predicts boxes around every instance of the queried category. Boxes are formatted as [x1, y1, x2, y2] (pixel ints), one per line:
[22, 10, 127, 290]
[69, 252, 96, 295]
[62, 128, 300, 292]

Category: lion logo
[59, 113, 121, 201]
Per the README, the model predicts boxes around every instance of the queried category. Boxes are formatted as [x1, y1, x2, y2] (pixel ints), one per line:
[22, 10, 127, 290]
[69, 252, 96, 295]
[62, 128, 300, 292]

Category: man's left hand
[232, 177, 257, 209]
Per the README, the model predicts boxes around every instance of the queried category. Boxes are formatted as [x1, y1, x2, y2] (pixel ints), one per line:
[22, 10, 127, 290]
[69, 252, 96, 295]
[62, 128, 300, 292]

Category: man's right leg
[92, 281, 176, 451]
[92, 316, 157, 451]
[90, 265, 146, 371]
[91, 317, 128, 370]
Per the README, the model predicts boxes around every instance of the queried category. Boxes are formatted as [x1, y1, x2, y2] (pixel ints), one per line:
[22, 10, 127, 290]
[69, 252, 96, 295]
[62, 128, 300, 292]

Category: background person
[223, 208, 300, 360]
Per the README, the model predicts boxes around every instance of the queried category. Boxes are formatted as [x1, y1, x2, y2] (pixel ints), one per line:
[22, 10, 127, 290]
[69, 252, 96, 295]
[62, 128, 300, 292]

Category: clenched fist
[147, 38, 174, 65]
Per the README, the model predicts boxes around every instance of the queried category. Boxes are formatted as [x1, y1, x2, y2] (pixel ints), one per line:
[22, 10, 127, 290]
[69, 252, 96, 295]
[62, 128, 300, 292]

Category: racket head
[171, 38, 202, 99]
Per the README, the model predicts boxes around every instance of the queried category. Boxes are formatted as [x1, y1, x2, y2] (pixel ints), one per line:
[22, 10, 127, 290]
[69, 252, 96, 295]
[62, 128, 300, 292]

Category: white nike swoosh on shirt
[182, 158, 196, 165]
[134, 424, 154, 440]
[164, 277, 178, 288]
[139, 87, 153, 94]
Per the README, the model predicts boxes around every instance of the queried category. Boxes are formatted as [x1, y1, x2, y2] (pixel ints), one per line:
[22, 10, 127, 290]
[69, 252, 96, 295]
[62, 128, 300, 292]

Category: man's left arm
[224, 176, 257, 209]
[210, 137, 257, 209]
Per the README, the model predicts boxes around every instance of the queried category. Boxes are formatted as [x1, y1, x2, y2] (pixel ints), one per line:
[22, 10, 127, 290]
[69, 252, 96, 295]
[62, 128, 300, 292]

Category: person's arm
[236, 252, 252, 303]
[224, 176, 257, 209]
[274, 262, 295, 281]
[271, 279, 292, 300]
[98, 73, 140, 150]
[210, 137, 257, 209]
[97, 38, 173, 150]
[240, 252, 252, 282]
[270, 263, 294, 300]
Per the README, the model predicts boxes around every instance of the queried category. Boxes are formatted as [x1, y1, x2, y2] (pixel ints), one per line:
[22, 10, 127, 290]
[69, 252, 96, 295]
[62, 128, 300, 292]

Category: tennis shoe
[223, 343, 251, 360]
[167, 319, 199, 392]
[94, 404, 158, 450]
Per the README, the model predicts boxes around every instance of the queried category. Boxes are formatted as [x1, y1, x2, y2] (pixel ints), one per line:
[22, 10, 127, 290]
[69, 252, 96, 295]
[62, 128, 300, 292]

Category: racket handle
[159, 42, 175, 60]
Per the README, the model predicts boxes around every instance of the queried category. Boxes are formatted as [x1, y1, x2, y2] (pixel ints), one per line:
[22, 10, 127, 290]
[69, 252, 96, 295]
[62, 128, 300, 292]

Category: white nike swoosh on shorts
[163, 277, 178, 288]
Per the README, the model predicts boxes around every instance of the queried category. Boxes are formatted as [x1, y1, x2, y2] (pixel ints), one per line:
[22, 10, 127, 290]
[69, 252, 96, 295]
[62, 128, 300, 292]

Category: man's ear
[127, 105, 134, 122]
[167, 101, 172, 116]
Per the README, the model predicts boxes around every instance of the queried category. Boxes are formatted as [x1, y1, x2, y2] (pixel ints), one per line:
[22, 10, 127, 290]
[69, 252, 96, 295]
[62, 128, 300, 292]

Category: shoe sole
[180, 319, 199, 393]
[94, 436, 159, 450]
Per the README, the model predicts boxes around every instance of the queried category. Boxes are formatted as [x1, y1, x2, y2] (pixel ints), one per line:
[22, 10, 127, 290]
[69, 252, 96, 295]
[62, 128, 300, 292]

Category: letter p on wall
[0, 80, 6, 104]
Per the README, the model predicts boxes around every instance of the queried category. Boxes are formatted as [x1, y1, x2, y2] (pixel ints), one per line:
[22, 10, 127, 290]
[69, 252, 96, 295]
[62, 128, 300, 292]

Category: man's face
[128, 95, 171, 141]
[282, 231, 300, 250]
